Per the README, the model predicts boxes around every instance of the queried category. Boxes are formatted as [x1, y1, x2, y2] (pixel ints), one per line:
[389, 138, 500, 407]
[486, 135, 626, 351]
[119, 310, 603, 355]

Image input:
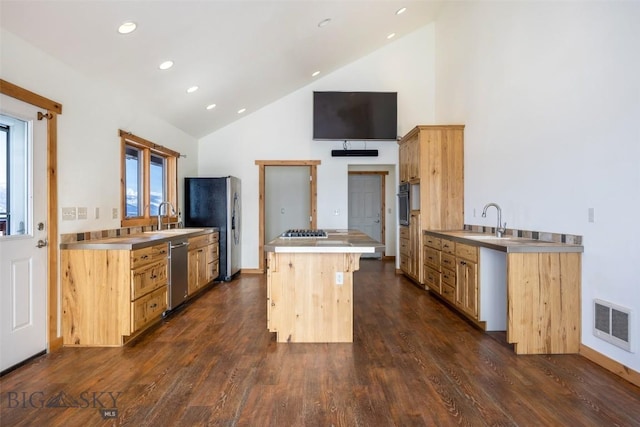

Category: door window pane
[0, 126, 7, 235]
[125, 145, 142, 218]
[149, 154, 165, 216]
[0, 116, 29, 236]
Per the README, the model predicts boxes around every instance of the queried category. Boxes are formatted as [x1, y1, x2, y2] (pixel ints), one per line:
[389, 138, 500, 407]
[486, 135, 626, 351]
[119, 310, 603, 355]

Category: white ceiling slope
[0, 0, 441, 138]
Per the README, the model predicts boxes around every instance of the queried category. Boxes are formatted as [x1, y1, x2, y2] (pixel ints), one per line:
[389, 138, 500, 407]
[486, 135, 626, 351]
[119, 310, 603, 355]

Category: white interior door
[265, 166, 311, 242]
[0, 94, 48, 372]
[348, 174, 382, 259]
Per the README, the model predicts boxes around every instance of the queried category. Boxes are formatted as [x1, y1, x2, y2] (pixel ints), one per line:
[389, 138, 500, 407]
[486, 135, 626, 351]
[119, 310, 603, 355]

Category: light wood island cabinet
[398, 125, 464, 285]
[265, 229, 384, 343]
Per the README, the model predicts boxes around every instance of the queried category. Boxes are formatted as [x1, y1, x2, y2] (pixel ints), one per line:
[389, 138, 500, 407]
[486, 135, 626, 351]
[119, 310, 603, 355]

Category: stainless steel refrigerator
[184, 176, 241, 281]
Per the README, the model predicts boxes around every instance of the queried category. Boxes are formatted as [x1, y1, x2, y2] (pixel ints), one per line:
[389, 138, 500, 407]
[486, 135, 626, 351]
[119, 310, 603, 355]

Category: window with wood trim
[120, 130, 179, 227]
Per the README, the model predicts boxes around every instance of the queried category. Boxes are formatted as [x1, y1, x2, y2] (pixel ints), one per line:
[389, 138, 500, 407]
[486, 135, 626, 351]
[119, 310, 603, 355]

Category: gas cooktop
[281, 229, 328, 238]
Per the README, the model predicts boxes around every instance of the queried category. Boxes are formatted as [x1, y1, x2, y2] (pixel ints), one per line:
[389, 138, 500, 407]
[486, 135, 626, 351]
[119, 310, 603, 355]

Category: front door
[0, 94, 48, 372]
[348, 174, 382, 259]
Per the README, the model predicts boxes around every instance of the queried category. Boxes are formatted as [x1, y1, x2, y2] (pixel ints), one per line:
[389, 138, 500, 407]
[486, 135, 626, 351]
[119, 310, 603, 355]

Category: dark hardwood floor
[1, 259, 639, 426]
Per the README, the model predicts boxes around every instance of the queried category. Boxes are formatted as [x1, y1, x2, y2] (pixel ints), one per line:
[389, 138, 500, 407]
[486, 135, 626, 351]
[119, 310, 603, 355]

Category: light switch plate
[77, 207, 88, 220]
[62, 207, 76, 221]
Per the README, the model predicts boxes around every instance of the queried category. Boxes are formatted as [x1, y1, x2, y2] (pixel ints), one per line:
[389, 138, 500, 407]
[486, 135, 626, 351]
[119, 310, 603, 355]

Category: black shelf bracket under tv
[331, 149, 378, 157]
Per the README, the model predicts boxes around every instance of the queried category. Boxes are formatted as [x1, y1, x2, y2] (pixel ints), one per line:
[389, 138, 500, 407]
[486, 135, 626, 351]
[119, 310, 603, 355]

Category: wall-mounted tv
[313, 91, 397, 141]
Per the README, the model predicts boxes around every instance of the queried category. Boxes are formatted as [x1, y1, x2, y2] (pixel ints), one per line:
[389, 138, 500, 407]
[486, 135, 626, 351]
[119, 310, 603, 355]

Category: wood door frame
[0, 79, 63, 351]
[348, 171, 388, 253]
[255, 160, 320, 273]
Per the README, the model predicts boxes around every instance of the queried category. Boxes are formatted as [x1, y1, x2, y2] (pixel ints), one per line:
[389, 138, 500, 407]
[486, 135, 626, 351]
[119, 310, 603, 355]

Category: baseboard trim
[241, 268, 264, 275]
[49, 337, 64, 352]
[580, 344, 640, 388]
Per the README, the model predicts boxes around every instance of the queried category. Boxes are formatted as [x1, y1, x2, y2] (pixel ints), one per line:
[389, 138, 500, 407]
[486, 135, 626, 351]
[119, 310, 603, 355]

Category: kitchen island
[264, 229, 384, 343]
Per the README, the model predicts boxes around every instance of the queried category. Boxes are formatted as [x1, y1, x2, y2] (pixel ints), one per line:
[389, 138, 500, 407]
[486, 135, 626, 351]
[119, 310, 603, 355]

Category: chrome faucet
[482, 202, 506, 237]
[157, 201, 176, 230]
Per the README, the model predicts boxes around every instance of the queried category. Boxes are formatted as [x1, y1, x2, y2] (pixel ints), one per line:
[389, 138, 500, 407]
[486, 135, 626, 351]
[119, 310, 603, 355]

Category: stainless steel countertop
[423, 230, 584, 253]
[265, 229, 385, 253]
[60, 227, 218, 250]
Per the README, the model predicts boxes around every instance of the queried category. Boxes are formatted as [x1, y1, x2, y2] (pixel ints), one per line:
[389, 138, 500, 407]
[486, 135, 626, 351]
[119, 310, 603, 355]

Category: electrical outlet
[112, 208, 119, 219]
[588, 207, 595, 223]
[95, 207, 100, 219]
[335, 272, 344, 285]
[77, 207, 88, 220]
[334, 209, 340, 216]
[61, 207, 76, 221]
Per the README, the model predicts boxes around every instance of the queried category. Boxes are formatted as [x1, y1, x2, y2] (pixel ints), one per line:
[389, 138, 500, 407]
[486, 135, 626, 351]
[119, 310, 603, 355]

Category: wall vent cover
[593, 299, 632, 352]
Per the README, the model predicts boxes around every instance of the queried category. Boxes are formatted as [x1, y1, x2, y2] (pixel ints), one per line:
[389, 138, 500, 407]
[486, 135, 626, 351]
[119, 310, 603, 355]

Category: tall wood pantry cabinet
[398, 125, 464, 285]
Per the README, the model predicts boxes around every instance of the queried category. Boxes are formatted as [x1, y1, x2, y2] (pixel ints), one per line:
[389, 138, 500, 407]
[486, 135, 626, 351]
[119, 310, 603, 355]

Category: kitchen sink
[144, 228, 204, 235]
[462, 234, 516, 240]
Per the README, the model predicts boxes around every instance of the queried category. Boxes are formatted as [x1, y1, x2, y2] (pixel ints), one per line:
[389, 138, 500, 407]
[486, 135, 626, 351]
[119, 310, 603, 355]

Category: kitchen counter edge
[60, 227, 219, 251]
[424, 230, 584, 253]
[264, 229, 385, 254]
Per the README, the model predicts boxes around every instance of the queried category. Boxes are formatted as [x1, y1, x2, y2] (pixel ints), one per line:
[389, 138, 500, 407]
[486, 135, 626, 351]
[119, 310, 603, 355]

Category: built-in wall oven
[398, 182, 410, 226]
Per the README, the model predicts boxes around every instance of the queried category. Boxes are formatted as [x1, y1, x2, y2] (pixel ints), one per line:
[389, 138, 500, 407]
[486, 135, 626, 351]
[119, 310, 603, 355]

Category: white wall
[435, 2, 640, 371]
[198, 25, 436, 269]
[0, 29, 199, 235]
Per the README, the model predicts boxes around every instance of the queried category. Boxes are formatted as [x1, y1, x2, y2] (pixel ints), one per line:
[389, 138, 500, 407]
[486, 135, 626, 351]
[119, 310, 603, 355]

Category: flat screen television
[313, 91, 397, 141]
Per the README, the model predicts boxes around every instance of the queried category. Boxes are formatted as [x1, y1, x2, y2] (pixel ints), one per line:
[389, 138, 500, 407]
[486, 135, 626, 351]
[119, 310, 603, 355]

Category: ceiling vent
[593, 299, 632, 352]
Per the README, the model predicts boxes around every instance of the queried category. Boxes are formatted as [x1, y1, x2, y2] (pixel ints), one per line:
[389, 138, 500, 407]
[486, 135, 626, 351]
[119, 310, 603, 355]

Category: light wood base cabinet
[188, 232, 219, 295]
[423, 231, 581, 355]
[61, 243, 169, 347]
[507, 252, 581, 355]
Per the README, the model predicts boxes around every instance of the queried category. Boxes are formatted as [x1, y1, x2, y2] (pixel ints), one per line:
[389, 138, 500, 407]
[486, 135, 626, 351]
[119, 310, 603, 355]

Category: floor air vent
[593, 299, 632, 352]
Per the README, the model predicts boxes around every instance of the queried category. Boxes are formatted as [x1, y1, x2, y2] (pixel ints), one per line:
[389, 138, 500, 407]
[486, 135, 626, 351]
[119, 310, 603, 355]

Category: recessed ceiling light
[186, 86, 199, 93]
[318, 18, 331, 28]
[396, 7, 407, 15]
[238, 108, 246, 114]
[118, 22, 137, 34]
[312, 71, 321, 77]
[206, 104, 216, 110]
[159, 60, 174, 70]
[387, 33, 396, 40]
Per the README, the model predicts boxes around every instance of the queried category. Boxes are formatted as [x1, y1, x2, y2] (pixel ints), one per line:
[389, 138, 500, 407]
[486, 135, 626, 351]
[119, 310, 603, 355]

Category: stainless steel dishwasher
[167, 238, 189, 312]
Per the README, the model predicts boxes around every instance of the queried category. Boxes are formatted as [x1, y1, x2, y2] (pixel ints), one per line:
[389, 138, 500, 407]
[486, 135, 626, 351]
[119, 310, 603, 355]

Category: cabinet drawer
[131, 260, 168, 299]
[212, 231, 219, 243]
[441, 283, 455, 303]
[423, 235, 441, 250]
[399, 226, 409, 240]
[131, 286, 167, 333]
[423, 266, 441, 294]
[399, 254, 409, 272]
[423, 247, 440, 270]
[399, 238, 410, 256]
[456, 243, 478, 263]
[441, 267, 456, 288]
[131, 244, 168, 269]
[441, 253, 456, 271]
[441, 239, 455, 254]
[189, 233, 215, 250]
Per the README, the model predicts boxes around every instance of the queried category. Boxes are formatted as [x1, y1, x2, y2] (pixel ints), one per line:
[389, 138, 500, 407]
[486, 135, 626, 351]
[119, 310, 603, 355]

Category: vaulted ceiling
[0, 1, 442, 138]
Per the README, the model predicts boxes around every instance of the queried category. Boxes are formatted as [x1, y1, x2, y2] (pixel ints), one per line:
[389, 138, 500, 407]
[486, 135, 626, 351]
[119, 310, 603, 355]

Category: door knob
[36, 239, 48, 248]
